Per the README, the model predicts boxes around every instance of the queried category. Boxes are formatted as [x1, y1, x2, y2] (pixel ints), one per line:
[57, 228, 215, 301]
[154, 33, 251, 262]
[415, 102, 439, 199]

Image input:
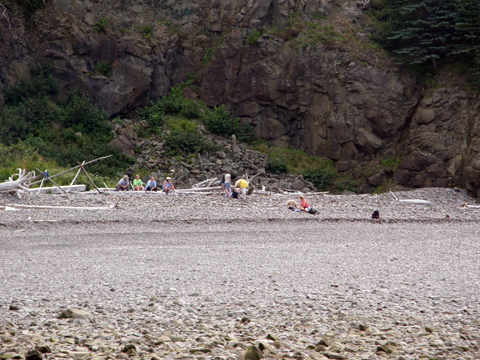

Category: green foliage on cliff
[246, 29, 263, 45]
[13, 0, 44, 12]
[302, 168, 336, 191]
[164, 119, 214, 156]
[266, 157, 288, 174]
[138, 79, 255, 155]
[0, 63, 133, 178]
[140, 25, 153, 39]
[93, 17, 110, 33]
[203, 105, 255, 142]
[94, 61, 112, 77]
[369, 0, 480, 86]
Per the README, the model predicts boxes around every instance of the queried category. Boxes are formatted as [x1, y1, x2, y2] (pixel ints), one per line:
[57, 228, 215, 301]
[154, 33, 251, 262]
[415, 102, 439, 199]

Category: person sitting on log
[163, 177, 175, 195]
[145, 177, 158, 192]
[116, 175, 130, 191]
[133, 174, 144, 191]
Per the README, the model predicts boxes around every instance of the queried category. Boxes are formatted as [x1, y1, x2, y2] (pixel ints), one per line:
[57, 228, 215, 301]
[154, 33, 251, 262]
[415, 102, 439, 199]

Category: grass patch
[202, 37, 224, 66]
[246, 28, 263, 45]
[94, 61, 112, 77]
[373, 179, 395, 195]
[253, 142, 333, 174]
[93, 17, 110, 33]
[140, 25, 153, 39]
[0, 144, 116, 189]
[381, 156, 402, 170]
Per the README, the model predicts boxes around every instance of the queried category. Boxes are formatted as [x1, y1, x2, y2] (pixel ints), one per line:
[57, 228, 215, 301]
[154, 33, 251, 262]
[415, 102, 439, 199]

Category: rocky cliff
[1, 0, 480, 199]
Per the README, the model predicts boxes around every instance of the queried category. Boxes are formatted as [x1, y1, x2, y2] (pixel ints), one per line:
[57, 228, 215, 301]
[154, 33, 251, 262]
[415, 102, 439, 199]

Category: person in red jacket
[299, 195, 310, 212]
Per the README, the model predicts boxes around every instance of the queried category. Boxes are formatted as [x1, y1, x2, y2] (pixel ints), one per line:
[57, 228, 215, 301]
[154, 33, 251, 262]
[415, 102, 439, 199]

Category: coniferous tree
[387, 0, 458, 70]
[451, 0, 480, 83]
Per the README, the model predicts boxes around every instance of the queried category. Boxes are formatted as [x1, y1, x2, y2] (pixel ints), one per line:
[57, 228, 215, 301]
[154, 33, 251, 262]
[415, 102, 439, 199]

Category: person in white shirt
[224, 171, 231, 198]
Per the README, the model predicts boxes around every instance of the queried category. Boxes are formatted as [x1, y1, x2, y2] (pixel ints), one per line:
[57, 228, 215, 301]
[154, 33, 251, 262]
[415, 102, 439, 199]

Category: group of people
[287, 195, 317, 214]
[116, 172, 316, 214]
[220, 171, 249, 199]
[116, 175, 175, 194]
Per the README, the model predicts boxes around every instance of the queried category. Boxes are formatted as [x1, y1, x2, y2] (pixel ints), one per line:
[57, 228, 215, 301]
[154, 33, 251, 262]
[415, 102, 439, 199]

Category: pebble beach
[1, 188, 479, 360]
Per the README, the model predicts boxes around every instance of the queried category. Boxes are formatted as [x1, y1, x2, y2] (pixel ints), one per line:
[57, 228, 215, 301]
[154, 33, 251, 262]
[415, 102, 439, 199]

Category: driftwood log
[0, 169, 36, 195]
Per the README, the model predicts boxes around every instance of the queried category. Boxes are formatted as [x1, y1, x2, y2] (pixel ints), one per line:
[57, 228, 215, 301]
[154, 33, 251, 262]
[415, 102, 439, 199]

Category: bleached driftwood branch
[193, 178, 218, 188]
[390, 191, 431, 205]
[3, 203, 116, 211]
[399, 199, 432, 205]
[0, 169, 36, 193]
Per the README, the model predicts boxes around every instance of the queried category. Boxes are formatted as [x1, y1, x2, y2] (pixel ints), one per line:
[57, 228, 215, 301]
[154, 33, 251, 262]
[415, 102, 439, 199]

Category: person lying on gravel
[145, 177, 158, 192]
[234, 179, 248, 199]
[133, 174, 144, 191]
[163, 177, 175, 195]
[116, 175, 129, 191]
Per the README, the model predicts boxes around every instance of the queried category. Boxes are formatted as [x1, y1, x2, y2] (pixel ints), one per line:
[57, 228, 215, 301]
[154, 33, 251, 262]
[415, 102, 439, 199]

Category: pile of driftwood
[0, 155, 112, 198]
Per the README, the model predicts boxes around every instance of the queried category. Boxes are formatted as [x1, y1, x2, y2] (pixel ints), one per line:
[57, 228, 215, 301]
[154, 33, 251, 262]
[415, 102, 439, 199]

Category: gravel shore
[1, 188, 479, 360]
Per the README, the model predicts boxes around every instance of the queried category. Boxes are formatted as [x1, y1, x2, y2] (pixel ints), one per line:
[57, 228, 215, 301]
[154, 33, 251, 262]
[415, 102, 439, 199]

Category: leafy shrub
[141, 25, 153, 39]
[302, 168, 336, 191]
[4, 62, 58, 106]
[203, 105, 239, 136]
[381, 156, 402, 169]
[93, 17, 109, 33]
[0, 106, 30, 145]
[15, 0, 44, 12]
[94, 61, 112, 77]
[246, 29, 263, 44]
[142, 83, 201, 120]
[60, 89, 112, 137]
[164, 129, 206, 156]
[164, 120, 211, 156]
[27, 136, 134, 178]
[139, 79, 256, 143]
[137, 103, 164, 130]
[267, 157, 288, 174]
[296, 25, 338, 48]
[0, 64, 133, 180]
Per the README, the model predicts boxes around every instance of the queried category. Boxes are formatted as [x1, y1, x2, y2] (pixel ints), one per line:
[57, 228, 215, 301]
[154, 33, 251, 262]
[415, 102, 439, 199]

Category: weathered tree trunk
[0, 169, 35, 193]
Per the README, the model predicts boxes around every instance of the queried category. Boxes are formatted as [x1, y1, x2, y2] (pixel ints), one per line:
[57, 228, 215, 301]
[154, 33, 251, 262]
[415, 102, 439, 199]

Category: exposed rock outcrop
[1, 0, 480, 198]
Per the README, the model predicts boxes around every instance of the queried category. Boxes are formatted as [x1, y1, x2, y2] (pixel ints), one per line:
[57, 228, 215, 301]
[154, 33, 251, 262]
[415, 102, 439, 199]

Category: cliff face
[1, 0, 480, 198]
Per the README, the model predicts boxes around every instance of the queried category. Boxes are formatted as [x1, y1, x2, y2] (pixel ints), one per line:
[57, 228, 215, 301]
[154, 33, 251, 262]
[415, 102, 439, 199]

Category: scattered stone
[59, 309, 91, 319]
[242, 346, 263, 360]
[34, 346, 51, 354]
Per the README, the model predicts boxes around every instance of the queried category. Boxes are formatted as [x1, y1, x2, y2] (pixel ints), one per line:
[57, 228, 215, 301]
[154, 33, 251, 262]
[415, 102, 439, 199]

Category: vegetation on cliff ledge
[369, 0, 480, 87]
[0, 63, 133, 181]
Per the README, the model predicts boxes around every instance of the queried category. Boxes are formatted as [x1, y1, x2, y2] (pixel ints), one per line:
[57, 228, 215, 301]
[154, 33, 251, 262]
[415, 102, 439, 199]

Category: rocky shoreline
[1, 188, 479, 360]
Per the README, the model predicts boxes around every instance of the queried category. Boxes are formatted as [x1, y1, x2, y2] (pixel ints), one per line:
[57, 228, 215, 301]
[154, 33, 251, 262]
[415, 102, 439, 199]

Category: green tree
[451, 0, 480, 83]
[387, 0, 458, 70]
